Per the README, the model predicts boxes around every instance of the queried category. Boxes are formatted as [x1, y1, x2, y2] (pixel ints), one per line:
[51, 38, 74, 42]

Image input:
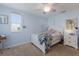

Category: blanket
[38, 33, 52, 52]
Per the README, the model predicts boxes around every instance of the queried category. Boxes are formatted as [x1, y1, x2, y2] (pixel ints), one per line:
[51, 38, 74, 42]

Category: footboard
[31, 34, 46, 54]
[31, 32, 62, 54]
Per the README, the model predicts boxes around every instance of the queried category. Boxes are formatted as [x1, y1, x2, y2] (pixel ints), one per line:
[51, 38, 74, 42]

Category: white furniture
[31, 33, 45, 53]
[31, 30, 62, 54]
[64, 19, 79, 49]
[50, 31, 62, 46]
[64, 30, 79, 49]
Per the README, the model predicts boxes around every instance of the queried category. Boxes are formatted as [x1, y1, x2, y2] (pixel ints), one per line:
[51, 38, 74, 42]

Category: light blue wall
[48, 10, 79, 34]
[0, 5, 48, 48]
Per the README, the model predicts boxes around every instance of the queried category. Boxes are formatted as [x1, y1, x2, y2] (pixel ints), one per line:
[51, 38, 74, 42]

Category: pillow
[48, 27, 56, 34]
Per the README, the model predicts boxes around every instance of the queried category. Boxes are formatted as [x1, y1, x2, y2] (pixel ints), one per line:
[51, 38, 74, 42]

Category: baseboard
[5, 41, 31, 48]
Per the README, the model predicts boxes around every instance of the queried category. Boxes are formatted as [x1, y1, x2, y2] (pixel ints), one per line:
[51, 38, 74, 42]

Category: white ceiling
[0, 3, 79, 17]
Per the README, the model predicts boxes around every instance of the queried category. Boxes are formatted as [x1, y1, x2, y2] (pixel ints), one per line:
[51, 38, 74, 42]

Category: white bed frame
[31, 32, 62, 54]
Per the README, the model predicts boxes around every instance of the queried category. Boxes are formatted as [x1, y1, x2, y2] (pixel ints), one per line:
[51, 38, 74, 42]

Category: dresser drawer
[64, 35, 78, 49]
[64, 39, 72, 46]
[64, 36, 77, 43]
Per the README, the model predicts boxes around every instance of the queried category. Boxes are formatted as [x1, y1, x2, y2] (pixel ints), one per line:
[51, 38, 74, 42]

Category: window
[10, 13, 22, 32]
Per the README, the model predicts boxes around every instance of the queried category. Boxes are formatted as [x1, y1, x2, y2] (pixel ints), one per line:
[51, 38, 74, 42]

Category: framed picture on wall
[0, 15, 8, 24]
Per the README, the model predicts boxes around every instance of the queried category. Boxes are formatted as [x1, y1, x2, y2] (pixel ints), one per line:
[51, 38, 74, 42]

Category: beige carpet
[0, 43, 79, 56]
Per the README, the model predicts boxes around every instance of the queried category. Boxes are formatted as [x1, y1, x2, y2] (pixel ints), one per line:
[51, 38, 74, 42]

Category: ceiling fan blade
[60, 10, 66, 13]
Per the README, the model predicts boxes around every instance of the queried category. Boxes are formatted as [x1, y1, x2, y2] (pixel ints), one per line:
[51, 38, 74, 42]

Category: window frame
[10, 13, 22, 32]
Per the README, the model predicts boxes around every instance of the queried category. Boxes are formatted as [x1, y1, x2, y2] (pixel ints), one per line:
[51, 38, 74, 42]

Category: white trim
[5, 41, 31, 48]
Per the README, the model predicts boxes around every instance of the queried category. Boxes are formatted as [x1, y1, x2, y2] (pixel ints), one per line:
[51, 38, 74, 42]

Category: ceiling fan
[36, 3, 66, 14]
[36, 3, 57, 14]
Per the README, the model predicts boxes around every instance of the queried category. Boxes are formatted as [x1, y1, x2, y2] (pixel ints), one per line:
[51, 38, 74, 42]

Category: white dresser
[64, 18, 79, 49]
[64, 31, 79, 49]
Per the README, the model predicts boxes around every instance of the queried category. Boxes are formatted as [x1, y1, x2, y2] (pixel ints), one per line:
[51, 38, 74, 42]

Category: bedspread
[38, 33, 52, 52]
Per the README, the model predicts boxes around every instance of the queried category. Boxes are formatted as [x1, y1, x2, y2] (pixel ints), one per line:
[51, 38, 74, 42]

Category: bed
[31, 28, 62, 54]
